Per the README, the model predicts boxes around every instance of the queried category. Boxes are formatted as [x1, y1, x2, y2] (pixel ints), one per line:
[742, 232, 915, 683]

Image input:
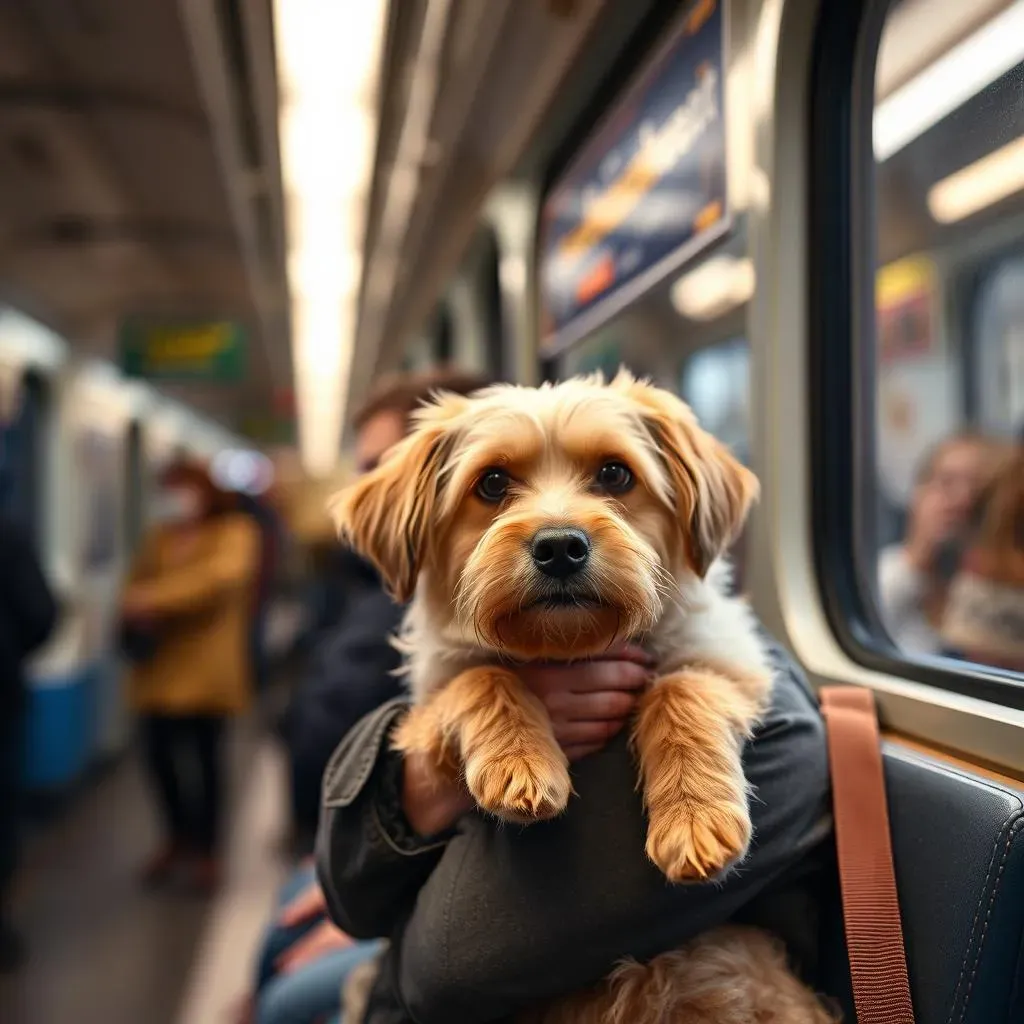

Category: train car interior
[0, 0, 1021, 1022]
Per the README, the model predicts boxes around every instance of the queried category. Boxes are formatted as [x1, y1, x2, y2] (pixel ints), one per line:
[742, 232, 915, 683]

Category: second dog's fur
[332, 371, 832, 1023]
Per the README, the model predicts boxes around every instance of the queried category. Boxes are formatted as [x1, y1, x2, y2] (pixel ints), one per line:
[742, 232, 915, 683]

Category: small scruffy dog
[332, 371, 832, 1023]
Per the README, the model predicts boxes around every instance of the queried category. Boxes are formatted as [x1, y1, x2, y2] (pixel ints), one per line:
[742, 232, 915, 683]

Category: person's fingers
[567, 660, 651, 694]
[277, 925, 352, 974]
[275, 939, 310, 974]
[590, 643, 657, 667]
[552, 716, 627, 747]
[563, 688, 638, 722]
[279, 883, 326, 927]
[563, 742, 605, 762]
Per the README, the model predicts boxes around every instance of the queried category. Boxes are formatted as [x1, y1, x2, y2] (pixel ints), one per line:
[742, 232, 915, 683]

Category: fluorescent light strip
[273, 0, 386, 477]
[928, 133, 1024, 223]
[874, 1, 1024, 162]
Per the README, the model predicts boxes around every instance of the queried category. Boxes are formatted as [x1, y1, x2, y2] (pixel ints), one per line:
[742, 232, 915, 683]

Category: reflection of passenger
[877, 434, 1003, 655]
[942, 444, 1024, 672]
[121, 459, 259, 892]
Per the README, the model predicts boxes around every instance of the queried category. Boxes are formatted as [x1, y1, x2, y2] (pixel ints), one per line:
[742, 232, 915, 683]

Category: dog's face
[332, 371, 758, 660]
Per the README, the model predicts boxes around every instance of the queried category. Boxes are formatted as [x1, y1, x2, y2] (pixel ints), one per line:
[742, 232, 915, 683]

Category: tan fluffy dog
[332, 371, 832, 1023]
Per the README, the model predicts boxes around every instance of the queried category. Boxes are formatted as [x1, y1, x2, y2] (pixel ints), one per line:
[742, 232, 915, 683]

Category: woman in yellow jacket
[121, 458, 259, 892]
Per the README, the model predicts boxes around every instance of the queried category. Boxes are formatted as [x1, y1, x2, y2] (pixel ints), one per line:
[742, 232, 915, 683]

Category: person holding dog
[316, 377, 832, 1024]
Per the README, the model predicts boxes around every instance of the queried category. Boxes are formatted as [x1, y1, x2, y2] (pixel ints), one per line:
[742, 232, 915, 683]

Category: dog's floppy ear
[329, 394, 466, 602]
[614, 370, 759, 577]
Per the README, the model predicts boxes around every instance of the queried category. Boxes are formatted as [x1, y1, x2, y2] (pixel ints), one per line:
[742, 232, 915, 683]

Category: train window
[679, 337, 751, 467]
[814, 0, 1024, 700]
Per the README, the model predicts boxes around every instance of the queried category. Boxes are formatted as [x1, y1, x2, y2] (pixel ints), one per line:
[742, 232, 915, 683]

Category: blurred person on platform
[121, 458, 259, 893]
[0, 461, 57, 971]
[878, 433, 1007, 656]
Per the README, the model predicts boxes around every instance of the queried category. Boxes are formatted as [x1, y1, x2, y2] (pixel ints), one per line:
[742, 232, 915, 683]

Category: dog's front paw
[465, 748, 571, 824]
[646, 798, 751, 882]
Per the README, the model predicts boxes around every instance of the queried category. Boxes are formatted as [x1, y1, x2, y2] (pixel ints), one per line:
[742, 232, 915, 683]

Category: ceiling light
[928, 133, 1024, 223]
[874, 1, 1024, 162]
[274, 0, 387, 477]
[670, 256, 756, 321]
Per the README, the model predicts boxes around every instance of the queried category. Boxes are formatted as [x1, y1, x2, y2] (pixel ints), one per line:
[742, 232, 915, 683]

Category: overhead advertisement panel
[539, 0, 729, 358]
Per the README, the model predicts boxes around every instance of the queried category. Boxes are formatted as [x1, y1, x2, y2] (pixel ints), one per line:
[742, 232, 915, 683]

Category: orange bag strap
[820, 686, 915, 1023]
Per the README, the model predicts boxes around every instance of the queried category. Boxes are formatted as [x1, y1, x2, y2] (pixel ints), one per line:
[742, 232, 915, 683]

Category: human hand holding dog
[401, 646, 653, 836]
[517, 644, 655, 761]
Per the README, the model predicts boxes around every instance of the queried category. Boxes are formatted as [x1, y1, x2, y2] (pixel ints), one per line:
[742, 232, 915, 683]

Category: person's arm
[123, 516, 258, 617]
[316, 698, 469, 940]
[316, 650, 651, 943]
[393, 638, 831, 1024]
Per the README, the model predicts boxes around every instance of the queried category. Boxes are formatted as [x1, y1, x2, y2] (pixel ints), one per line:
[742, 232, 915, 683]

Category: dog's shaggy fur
[332, 371, 833, 1023]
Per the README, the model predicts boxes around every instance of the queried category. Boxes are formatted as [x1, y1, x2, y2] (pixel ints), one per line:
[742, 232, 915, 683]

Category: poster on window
[876, 255, 939, 365]
[77, 428, 120, 571]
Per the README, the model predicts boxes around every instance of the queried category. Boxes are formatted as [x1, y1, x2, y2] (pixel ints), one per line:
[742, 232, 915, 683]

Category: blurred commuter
[942, 442, 1023, 671]
[251, 368, 490, 1024]
[282, 367, 492, 846]
[236, 490, 285, 690]
[121, 458, 259, 892]
[0, 475, 58, 970]
[877, 433, 1006, 655]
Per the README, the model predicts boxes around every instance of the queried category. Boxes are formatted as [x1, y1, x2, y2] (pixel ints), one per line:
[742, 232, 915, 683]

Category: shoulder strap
[820, 686, 916, 1023]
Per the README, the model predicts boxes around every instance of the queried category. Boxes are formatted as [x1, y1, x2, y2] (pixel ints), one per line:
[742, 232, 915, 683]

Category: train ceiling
[0, 0, 288, 433]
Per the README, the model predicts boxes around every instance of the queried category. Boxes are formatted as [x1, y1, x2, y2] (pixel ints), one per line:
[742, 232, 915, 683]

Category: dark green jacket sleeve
[318, 639, 832, 1024]
[316, 698, 452, 940]
[394, 639, 831, 1023]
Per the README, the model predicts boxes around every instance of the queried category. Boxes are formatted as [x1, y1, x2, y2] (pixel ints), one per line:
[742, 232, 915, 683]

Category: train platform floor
[0, 718, 288, 1024]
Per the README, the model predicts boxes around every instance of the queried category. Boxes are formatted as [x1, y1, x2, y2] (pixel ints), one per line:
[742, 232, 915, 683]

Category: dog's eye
[596, 461, 634, 494]
[476, 468, 511, 503]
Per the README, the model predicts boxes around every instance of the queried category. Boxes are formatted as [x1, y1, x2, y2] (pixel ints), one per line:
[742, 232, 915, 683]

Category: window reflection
[872, 0, 1024, 676]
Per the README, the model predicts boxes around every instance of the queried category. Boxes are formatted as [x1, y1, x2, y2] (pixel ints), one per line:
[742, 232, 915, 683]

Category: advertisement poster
[539, 0, 728, 355]
[876, 255, 939, 366]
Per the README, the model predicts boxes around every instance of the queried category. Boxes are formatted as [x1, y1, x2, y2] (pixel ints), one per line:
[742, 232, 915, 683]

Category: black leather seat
[820, 744, 1024, 1022]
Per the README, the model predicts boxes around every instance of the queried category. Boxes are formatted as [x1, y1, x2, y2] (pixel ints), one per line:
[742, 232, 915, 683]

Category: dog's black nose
[531, 527, 591, 579]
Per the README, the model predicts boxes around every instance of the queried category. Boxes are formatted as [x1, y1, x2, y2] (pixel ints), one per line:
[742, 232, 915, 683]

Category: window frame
[809, 0, 1024, 710]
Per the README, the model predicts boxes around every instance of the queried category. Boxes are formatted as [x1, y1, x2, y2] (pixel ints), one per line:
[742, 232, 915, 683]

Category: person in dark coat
[0, 491, 58, 970]
[246, 368, 493, 1024]
[283, 366, 494, 846]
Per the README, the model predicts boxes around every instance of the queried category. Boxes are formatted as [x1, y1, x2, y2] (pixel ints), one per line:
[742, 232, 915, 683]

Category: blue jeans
[256, 941, 383, 1024]
[257, 863, 321, 989]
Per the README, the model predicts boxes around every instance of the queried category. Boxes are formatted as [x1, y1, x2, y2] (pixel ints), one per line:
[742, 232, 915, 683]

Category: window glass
[871, 0, 1024, 674]
[679, 337, 751, 466]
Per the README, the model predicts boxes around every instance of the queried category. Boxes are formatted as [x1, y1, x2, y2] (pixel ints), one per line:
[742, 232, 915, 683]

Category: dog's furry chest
[394, 560, 771, 705]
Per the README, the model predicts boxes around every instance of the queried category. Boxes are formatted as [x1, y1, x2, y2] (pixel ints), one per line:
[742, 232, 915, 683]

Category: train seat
[820, 744, 1024, 1023]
